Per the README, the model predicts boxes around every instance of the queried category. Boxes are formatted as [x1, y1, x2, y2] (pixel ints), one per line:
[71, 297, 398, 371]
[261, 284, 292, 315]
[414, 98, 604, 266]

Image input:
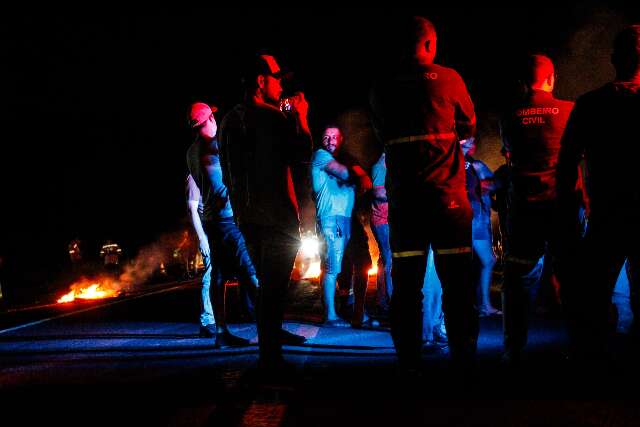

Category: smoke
[118, 231, 192, 290]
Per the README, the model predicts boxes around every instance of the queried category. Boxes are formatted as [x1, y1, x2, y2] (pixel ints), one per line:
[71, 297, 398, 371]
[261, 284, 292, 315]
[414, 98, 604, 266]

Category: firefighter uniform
[501, 89, 574, 357]
[371, 62, 478, 367]
[557, 81, 640, 360]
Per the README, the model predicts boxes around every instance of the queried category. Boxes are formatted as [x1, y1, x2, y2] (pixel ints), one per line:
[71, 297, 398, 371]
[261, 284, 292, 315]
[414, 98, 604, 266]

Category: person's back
[556, 24, 640, 365]
[499, 54, 572, 364]
[502, 89, 574, 203]
[372, 62, 475, 192]
[369, 16, 478, 371]
[563, 82, 640, 220]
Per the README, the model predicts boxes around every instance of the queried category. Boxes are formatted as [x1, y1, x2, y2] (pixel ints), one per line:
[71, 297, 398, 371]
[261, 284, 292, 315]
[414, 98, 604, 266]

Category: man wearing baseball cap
[186, 102, 259, 348]
[219, 54, 313, 373]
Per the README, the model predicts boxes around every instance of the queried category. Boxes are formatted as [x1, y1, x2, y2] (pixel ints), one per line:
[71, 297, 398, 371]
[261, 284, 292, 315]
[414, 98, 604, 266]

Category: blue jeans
[422, 246, 444, 341]
[372, 223, 393, 309]
[318, 216, 351, 275]
[200, 218, 258, 327]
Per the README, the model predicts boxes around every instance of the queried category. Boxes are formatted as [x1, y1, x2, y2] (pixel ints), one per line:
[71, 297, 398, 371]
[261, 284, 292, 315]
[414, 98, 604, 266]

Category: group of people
[184, 16, 640, 376]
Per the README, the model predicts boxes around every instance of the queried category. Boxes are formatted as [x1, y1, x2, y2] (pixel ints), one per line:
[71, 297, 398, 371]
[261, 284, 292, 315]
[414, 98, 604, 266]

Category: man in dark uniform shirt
[218, 54, 312, 371]
[500, 54, 574, 364]
[556, 26, 640, 364]
[370, 16, 479, 371]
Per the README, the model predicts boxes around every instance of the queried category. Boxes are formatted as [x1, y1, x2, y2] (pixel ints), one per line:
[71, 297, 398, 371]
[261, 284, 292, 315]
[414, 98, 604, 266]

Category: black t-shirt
[218, 102, 312, 233]
[186, 138, 234, 222]
[557, 81, 640, 226]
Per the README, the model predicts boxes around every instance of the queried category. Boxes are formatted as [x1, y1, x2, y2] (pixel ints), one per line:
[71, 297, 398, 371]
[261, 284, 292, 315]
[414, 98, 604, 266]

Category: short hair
[411, 16, 437, 45]
[525, 54, 555, 86]
[322, 123, 342, 133]
[613, 24, 640, 63]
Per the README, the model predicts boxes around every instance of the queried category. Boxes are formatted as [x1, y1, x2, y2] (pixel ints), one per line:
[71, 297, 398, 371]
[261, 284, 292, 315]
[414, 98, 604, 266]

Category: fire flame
[368, 264, 378, 276]
[57, 278, 121, 303]
[302, 260, 322, 279]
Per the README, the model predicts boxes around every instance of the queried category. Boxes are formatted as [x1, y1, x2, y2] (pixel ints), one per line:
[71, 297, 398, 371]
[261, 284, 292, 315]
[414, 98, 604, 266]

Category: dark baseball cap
[189, 102, 218, 128]
[242, 54, 292, 83]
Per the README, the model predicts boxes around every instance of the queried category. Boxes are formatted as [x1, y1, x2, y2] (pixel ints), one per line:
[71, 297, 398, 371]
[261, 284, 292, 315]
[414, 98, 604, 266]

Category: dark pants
[561, 216, 640, 361]
[388, 187, 477, 367]
[241, 224, 300, 364]
[502, 201, 554, 355]
[204, 218, 258, 325]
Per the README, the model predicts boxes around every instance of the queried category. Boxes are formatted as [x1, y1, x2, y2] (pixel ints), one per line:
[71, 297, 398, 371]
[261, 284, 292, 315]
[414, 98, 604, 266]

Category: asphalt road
[1, 279, 639, 427]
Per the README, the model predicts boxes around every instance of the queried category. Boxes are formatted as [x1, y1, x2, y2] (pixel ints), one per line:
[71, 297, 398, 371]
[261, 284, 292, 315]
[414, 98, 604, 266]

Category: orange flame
[302, 260, 322, 279]
[57, 278, 121, 303]
[368, 264, 378, 276]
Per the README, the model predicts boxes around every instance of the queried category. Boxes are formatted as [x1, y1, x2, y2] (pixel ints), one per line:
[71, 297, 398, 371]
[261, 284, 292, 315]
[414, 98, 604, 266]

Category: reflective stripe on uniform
[386, 132, 457, 146]
[392, 250, 427, 259]
[505, 255, 539, 266]
[433, 247, 472, 255]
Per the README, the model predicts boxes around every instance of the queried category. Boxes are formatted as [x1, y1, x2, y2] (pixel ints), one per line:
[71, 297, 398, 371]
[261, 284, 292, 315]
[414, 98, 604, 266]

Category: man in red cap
[370, 16, 478, 373]
[186, 102, 258, 348]
[500, 54, 574, 365]
[556, 25, 640, 365]
[219, 54, 312, 371]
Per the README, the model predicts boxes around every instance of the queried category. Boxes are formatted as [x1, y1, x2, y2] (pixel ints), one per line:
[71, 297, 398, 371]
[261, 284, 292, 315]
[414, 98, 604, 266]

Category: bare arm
[188, 201, 210, 257]
[324, 159, 351, 181]
[185, 174, 210, 257]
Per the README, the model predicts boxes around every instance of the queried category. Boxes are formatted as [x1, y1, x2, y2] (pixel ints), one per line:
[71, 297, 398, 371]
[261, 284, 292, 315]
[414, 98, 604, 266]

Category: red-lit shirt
[370, 153, 388, 226]
[370, 62, 476, 193]
[502, 90, 574, 203]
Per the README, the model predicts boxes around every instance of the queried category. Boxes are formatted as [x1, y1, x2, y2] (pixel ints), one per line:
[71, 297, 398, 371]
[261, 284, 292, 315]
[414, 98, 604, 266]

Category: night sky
[1, 5, 638, 289]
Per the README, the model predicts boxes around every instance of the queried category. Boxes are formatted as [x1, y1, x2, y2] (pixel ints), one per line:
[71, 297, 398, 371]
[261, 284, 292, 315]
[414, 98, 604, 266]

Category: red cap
[189, 102, 218, 128]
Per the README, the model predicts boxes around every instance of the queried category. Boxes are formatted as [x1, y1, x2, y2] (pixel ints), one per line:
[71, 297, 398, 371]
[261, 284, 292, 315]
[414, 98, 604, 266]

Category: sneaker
[353, 315, 381, 329]
[199, 324, 217, 338]
[280, 328, 306, 345]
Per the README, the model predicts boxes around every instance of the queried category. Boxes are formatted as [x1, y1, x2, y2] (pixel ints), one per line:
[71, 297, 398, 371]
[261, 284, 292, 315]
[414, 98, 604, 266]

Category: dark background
[1, 5, 638, 296]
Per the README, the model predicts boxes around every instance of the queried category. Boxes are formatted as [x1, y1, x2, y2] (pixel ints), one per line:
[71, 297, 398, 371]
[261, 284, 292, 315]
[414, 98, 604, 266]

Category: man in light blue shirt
[311, 125, 370, 326]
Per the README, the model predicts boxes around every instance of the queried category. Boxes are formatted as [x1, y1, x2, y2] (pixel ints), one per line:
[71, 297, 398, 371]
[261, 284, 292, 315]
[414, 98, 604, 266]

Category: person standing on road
[311, 124, 360, 328]
[556, 26, 640, 365]
[370, 16, 479, 371]
[500, 54, 574, 365]
[186, 102, 257, 348]
[219, 54, 312, 371]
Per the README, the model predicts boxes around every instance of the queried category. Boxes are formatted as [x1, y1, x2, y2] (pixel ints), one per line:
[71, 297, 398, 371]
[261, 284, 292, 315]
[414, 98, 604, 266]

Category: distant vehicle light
[301, 235, 320, 258]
